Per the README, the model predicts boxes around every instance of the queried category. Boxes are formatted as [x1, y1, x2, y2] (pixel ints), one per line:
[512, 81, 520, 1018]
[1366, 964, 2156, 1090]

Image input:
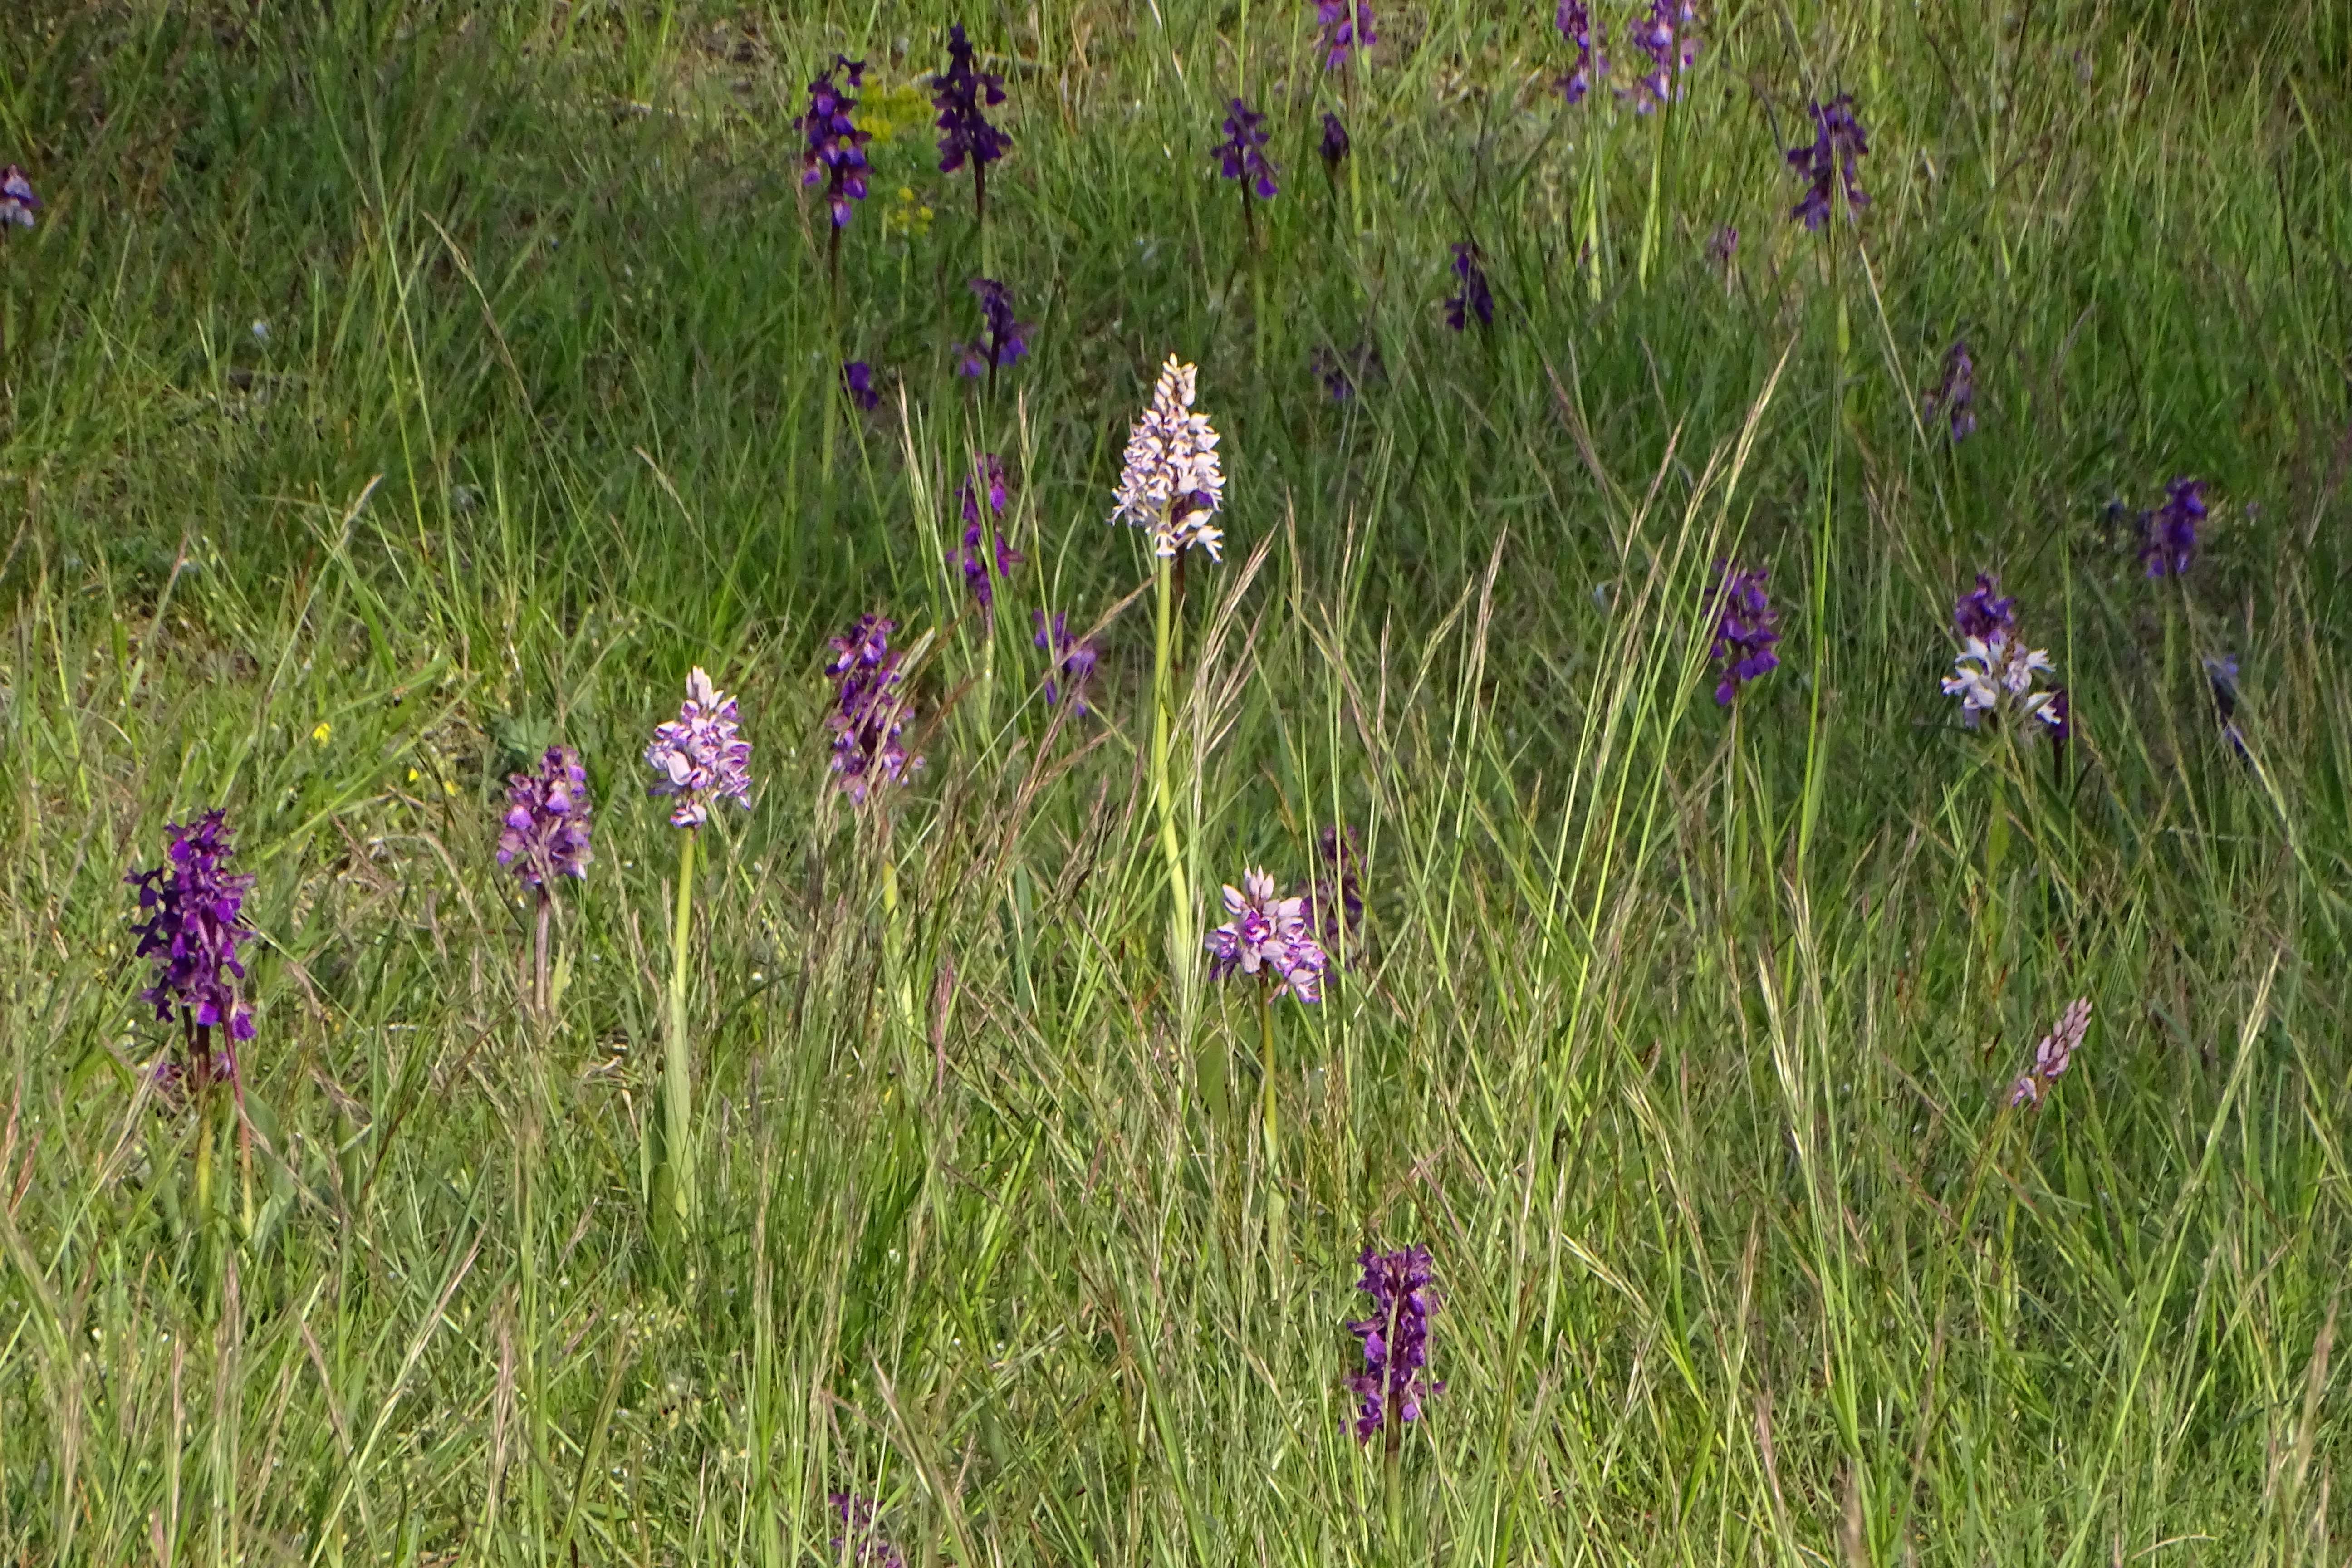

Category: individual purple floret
[1347, 1245, 1438, 1444]
[1953, 573, 2016, 644]
[954, 277, 1031, 381]
[842, 360, 881, 412]
[1707, 562, 1781, 703]
[801, 56, 872, 232]
[2136, 476, 2206, 578]
[826, 1493, 907, 1568]
[0, 164, 39, 230]
[826, 616, 923, 803]
[1300, 824, 1364, 952]
[1556, 0, 1605, 103]
[2009, 998, 2092, 1108]
[498, 746, 594, 887]
[1444, 242, 1493, 331]
[949, 455, 1022, 613]
[1033, 610, 1099, 714]
[127, 810, 260, 1049]
[1923, 338, 1976, 441]
[645, 668, 753, 828]
[1786, 94, 1870, 230]
[1205, 869, 1327, 1004]
[1618, 0, 1699, 113]
[1316, 0, 1377, 70]
[1320, 112, 1351, 174]
[1216, 98, 1279, 201]
[932, 23, 1010, 223]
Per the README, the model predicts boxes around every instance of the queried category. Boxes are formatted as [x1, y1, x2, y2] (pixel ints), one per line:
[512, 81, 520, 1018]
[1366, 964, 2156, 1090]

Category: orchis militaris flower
[827, 615, 923, 802]
[1205, 870, 1327, 1003]
[801, 56, 872, 232]
[1924, 338, 1976, 441]
[931, 22, 1009, 221]
[1301, 824, 1364, 952]
[499, 746, 594, 887]
[1348, 1245, 1438, 1442]
[2136, 476, 2206, 578]
[1112, 356, 1227, 559]
[1033, 610, 1099, 713]
[1556, 0, 1603, 102]
[954, 277, 1030, 381]
[1953, 573, 2017, 645]
[1216, 98, 1279, 200]
[1618, 0, 1699, 113]
[2009, 998, 2092, 1107]
[0, 164, 38, 229]
[1787, 95, 1870, 230]
[949, 455, 1021, 613]
[1943, 635, 2062, 730]
[1319, 112, 1351, 174]
[842, 360, 881, 412]
[646, 668, 753, 828]
[1316, 0, 1376, 70]
[1708, 562, 1781, 703]
[1444, 242, 1494, 331]
[827, 1494, 907, 1568]
[127, 810, 260, 1051]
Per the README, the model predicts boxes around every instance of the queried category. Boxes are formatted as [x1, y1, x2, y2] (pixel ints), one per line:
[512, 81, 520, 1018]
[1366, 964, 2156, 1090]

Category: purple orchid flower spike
[2009, 999, 2092, 1107]
[1315, 0, 1377, 70]
[499, 746, 594, 887]
[801, 55, 872, 243]
[1556, 0, 1605, 102]
[1347, 1245, 1440, 1444]
[842, 360, 881, 412]
[1033, 610, 1099, 714]
[645, 669, 753, 828]
[1922, 338, 1976, 442]
[826, 616, 924, 802]
[949, 455, 1022, 614]
[1617, 0, 1700, 113]
[1787, 94, 1870, 230]
[2136, 476, 2206, 578]
[1444, 242, 1494, 331]
[1952, 573, 2016, 645]
[1707, 562, 1781, 703]
[954, 277, 1031, 386]
[1216, 98, 1280, 200]
[1319, 112, 1351, 174]
[1205, 869, 1327, 1003]
[827, 1493, 907, 1568]
[127, 810, 260, 1078]
[932, 23, 1010, 222]
[0, 164, 39, 230]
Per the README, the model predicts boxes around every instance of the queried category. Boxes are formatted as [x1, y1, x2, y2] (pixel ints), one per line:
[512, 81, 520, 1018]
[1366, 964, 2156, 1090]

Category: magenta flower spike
[1556, 0, 1604, 102]
[1923, 338, 1977, 442]
[127, 810, 260, 1063]
[932, 23, 1010, 222]
[1707, 561, 1781, 703]
[2009, 998, 2092, 1107]
[1112, 356, 1227, 560]
[1205, 869, 1327, 1003]
[1444, 242, 1494, 331]
[0, 164, 39, 230]
[499, 746, 594, 887]
[1617, 0, 1699, 112]
[827, 1494, 906, 1568]
[1032, 610, 1099, 714]
[949, 455, 1022, 614]
[2136, 477, 2207, 578]
[1315, 0, 1377, 70]
[827, 616, 924, 802]
[1347, 1245, 1439, 1442]
[801, 55, 872, 232]
[1787, 95, 1870, 230]
[645, 668, 753, 828]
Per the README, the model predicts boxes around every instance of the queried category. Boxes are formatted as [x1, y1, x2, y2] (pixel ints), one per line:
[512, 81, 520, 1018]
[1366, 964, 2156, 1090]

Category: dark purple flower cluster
[1033, 611, 1099, 713]
[1316, 0, 1377, 70]
[842, 360, 880, 412]
[826, 1494, 906, 1568]
[1311, 342, 1380, 402]
[127, 811, 259, 1047]
[1556, 0, 1604, 103]
[800, 56, 873, 230]
[2136, 476, 2206, 578]
[1787, 95, 1870, 230]
[955, 277, 1030, 379]
[498, 746, 594, 888]
[1347, 1245, 1437, 1444]
[1924, 338, 1976, 442]
[1301, 824, 1364, 951]
[1619, 0, 1699, 113]
[950, 455, 1022, 612]
[1, 164, 38, 230]
[1444, 242, 1493, 331]
[1708, 561, 1781, 704]
[2045, 686, 2072, 747]
[1953, 573, 2016, 644]
[1319, 112, 1351, 173]
[932, 24, 1010, 178]
[1216, 99, 1279, 200]
[827, 616, 922, 802]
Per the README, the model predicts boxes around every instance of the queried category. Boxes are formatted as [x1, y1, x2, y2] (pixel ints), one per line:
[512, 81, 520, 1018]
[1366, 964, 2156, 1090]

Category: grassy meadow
[4, 0, 2352, 1562]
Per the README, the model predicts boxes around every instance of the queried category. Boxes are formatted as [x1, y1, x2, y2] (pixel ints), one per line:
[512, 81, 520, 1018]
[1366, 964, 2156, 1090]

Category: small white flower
[1111, 355, 1226, 560]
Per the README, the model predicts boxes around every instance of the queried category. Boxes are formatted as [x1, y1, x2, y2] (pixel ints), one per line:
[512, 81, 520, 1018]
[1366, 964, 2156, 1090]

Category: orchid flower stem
[662, 827, 699, 1240]
[1382, 1426, 1403, 1549]
[1152, 553, 1194, 1012]
[533, 887, 553, 1019]
[1259, 991, 1286, 1286]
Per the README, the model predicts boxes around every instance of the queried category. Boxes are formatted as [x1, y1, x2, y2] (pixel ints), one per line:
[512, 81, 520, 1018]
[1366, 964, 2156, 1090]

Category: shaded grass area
[3, 0, 2350, 1563]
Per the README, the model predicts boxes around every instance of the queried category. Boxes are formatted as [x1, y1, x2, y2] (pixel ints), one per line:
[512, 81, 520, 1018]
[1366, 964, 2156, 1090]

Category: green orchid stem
[1382, 1428, 1403, 1550]
[533, 887, 553, 1019]
[1259, 991, 1286, 1286]
[662, 826, 699, 1241]
[1151, 554, 1194, 1011]
[881, 823, 915, 1038]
